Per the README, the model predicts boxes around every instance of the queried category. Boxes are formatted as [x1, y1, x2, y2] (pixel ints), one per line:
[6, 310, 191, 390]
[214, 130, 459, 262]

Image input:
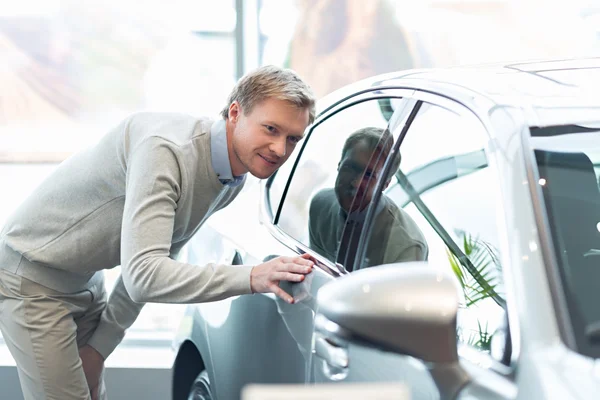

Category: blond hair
[220, 65, 316, 125]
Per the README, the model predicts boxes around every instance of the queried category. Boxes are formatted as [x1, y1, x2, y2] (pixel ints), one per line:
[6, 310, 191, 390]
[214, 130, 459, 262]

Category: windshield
[530, 124, 600, 358]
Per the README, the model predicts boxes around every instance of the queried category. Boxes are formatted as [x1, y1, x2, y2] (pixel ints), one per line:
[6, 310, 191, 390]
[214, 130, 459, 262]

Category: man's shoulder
[310, 188, 337, 210]
[128, 111, 207, 122]
[126, 112, 215, 147]
[378, 196, 427, 243]
[309, 188, 338, 217]
[312, 187, 336, 201]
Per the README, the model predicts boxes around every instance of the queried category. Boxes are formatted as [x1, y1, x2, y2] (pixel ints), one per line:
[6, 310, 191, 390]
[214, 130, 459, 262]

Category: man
[309, 127, 428, 271]
[0, 65, 316, 399]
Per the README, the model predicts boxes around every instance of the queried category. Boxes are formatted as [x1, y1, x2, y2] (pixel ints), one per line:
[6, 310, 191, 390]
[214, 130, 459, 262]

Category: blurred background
[1, 0, 600, 357]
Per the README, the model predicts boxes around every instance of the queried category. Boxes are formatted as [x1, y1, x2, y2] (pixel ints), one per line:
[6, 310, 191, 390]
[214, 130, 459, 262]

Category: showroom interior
[1, 0, 600, 399]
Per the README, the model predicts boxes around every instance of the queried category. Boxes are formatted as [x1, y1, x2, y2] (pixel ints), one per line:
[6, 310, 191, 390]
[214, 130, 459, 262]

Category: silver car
[171, 58, 600, 400]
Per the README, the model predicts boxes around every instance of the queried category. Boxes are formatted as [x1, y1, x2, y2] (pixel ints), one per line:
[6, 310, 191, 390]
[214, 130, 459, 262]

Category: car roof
[333, 58, 600, 128]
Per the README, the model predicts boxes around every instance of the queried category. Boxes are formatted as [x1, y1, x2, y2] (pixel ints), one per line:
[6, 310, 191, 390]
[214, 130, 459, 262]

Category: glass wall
[258, 0, 600, 98]
[0, 0, 238, 345]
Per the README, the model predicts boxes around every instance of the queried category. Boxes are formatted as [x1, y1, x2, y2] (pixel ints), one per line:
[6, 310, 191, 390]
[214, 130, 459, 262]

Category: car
[170, 58, 600, 400]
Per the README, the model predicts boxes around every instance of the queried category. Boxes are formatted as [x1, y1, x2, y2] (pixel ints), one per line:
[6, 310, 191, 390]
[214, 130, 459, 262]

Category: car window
[530, 126, 600, 358]
[276, 98, 400, 271]
[266, 137, 303, 222]
[382, 100, 508, 358]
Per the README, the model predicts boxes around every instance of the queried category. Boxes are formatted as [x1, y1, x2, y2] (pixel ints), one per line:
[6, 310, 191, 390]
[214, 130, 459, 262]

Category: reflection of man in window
[309, 127, 428, 271]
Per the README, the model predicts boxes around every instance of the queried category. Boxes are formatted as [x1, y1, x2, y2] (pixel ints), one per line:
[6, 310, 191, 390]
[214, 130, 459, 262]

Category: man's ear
[228, 101, 240, 123]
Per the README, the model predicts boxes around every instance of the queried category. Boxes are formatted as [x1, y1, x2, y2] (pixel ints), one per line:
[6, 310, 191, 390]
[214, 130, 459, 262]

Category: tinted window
[384, 101, 507, 355]
[531, 125, 600, 358]
[277, 98, 399, 270]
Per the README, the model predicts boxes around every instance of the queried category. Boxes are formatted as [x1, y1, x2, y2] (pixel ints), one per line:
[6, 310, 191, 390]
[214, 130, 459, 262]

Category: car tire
[187, 370, 213, 400]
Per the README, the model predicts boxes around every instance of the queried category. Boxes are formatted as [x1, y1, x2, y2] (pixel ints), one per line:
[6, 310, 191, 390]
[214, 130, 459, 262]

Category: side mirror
[315, 262, 470, 400]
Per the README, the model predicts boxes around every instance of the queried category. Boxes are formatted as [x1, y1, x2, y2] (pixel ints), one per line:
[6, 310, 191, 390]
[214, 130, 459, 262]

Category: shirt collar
[210, 118, 245, 187]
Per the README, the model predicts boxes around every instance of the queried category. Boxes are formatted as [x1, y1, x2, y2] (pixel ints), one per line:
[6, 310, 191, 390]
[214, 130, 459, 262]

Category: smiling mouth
[259, 154, 278, 165]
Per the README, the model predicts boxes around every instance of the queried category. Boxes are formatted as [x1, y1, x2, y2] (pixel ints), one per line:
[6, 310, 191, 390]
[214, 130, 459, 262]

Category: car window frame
[259, 88, 416, 277]
[357, 97, 505, 306]
[358, 89, 519, 376]
[263, 87, 415, 224]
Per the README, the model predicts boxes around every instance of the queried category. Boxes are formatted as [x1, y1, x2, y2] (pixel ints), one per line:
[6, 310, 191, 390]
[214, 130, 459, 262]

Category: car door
[261, 88, 444, 398]
[181, 174, 313, 400]
[375, 90, 517, 399]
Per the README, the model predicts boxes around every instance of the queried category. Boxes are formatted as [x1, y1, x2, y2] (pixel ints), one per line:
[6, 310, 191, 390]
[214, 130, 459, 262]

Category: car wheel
[187, 370, 213, 400]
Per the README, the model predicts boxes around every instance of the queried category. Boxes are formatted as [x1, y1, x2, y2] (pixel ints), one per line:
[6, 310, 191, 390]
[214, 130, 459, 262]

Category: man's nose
[269, 137, 286, 158]
[351, 175, 362, 188]
[354, 172, 373, 189]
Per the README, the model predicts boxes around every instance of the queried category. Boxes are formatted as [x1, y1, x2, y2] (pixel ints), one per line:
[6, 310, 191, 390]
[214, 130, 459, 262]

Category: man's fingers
[278, 263, 313, 274]
[297, 255, 315, 266]
[277, 255, 314, 268]
[274, 272, 305, 282]
[271, 284, 294, 304]
[299, 253, 315, 261]
[275, 258, 314, 273]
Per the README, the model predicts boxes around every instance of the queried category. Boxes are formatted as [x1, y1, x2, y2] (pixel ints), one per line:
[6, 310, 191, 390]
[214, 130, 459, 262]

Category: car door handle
[314, 336, 349, 369]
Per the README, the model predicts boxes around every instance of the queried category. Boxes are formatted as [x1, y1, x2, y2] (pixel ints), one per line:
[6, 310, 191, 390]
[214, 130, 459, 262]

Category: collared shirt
[210, 118, 246, 187]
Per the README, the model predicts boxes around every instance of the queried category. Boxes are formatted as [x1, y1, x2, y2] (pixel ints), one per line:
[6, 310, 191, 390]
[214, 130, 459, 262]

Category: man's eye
[265, 125, 276, 133]
[363, 171, 375, 179]
[288, 136, 301, 144]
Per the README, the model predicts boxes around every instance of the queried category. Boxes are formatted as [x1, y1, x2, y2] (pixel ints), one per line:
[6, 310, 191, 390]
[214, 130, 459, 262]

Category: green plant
[447, 233, 504, 307]
[464, 320, 493, 351]
[449, 233, 504, 351]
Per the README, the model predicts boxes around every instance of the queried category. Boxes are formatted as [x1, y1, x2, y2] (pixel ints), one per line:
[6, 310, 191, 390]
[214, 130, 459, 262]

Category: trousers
[0, 264, 108, 400]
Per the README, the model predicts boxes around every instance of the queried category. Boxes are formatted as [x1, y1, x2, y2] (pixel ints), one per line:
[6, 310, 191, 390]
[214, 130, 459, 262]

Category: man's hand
[250, 254, 314, 304]
[79, 344, 105, 400]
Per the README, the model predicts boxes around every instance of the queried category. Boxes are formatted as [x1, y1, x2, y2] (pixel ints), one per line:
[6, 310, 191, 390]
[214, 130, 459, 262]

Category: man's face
[335, 141, 386, 213]
[228, 98, 310, 179]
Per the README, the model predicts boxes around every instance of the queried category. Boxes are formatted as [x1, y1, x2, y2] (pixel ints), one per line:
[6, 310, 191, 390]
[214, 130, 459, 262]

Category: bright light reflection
[362, 284, 371, 293]
[529, 241, 538, 252]
[597, 222, 600, 233]
[0, 0, 60, 17]
[539, 178, 547, 186]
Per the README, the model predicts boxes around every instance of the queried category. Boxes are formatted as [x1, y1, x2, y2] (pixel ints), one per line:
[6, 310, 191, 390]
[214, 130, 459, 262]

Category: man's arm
[119, 137, 254, 304]
[86, 137, 251, 360]
[86, 275, 144, 359]
[87, 136, 312, 359]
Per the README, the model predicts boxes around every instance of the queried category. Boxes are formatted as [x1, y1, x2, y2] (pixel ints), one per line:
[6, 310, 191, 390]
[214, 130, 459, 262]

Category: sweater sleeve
[86, 275, 144, 359]
[87, 137, 253, 359]
[120, 137, 253, 304]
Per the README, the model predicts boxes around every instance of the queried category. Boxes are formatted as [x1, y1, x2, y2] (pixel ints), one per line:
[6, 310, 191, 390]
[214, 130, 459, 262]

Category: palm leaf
[448, 233, 505, 307]
[449, 232, 505, 351]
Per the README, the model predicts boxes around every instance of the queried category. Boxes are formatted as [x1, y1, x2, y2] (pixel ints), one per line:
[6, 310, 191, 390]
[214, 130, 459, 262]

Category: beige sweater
[0, 112, 253, 359]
